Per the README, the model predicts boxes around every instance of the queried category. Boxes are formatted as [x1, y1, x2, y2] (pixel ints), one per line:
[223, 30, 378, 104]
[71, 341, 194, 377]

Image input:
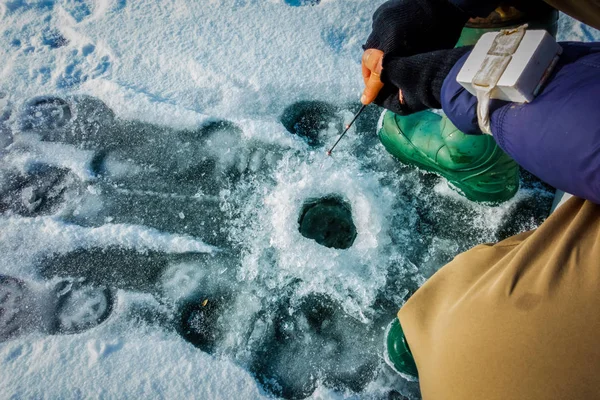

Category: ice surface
[0, 2, 597, 399]
[0, 276, 34, 341]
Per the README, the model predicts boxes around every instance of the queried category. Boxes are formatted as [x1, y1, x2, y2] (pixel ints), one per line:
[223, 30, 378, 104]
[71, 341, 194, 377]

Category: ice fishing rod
[326, 104, 366, 156]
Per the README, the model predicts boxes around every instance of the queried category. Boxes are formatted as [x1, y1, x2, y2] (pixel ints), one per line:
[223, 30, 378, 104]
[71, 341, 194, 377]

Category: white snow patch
[0, 330, 265, 399]
[0, 216, 215, 277]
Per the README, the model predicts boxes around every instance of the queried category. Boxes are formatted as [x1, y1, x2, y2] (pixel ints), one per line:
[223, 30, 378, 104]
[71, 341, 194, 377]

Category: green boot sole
[378, 110, 519, 204]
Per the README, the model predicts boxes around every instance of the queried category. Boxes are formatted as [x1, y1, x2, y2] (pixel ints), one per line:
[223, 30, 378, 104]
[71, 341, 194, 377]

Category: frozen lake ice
[0, 92, 555, 399]
[0, 1, 597, 399]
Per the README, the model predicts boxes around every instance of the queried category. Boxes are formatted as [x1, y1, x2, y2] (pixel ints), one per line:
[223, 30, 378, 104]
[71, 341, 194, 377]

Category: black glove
[363, 0, 471, 57]
[374, 46, 472, 115]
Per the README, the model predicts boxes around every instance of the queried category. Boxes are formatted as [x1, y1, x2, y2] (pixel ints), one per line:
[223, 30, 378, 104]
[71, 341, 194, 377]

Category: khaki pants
[399, 197, 600, 399]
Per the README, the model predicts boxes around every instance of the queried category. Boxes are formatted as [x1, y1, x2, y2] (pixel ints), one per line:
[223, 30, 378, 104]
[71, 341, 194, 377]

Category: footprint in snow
[61, 0, 126, 23]
[41, 29, 69, 49]
[87, 338, 124, 365]
[2, 344, 25, 363]
[31, 66, 52, 85]
[321, 26, 351, 54]
[57, 44, 111, 88]
[62, 0, 93, 23]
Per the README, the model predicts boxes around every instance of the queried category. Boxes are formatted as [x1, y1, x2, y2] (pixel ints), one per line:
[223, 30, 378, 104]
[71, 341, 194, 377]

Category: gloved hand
[361, 0, 473, 107]
[363, 0, 470, 57]
[372, 47, 471, 115]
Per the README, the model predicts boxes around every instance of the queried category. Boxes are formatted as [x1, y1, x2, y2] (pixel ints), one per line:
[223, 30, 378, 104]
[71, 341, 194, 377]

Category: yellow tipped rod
[326, 104, 367, 156]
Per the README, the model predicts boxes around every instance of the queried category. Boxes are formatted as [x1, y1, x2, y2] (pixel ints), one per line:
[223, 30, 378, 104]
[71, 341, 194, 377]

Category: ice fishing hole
[280, 101, 341, 146]
[19, 96, 72, 131]
[177, 295, 227, 354]
[298, 196, 357, 249]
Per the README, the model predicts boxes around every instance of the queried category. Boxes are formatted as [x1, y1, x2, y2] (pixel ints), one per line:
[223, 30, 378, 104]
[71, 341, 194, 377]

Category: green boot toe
[385, 318, 419, 379]
[378, 110, 519, 203]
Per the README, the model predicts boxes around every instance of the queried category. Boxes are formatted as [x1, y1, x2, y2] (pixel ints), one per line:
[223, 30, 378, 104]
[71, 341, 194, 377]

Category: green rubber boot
[385, 318, 419, 379]
[379, 110, 519, 203]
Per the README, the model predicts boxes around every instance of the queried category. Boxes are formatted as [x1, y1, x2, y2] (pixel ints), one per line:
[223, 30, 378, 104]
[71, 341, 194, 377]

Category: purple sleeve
[441, 42, 600, 204]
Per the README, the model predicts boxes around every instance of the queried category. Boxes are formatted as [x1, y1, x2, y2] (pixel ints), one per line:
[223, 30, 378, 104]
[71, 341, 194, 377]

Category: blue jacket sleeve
[441, 42, 600, 204]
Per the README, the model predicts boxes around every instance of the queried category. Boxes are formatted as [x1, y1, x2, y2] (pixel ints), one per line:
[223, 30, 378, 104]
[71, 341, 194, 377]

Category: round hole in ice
[19, 96, 72, 132]
[177, 296, 225, 354]
[280, 101, 341, 146]
[298, 195, 357, 249]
